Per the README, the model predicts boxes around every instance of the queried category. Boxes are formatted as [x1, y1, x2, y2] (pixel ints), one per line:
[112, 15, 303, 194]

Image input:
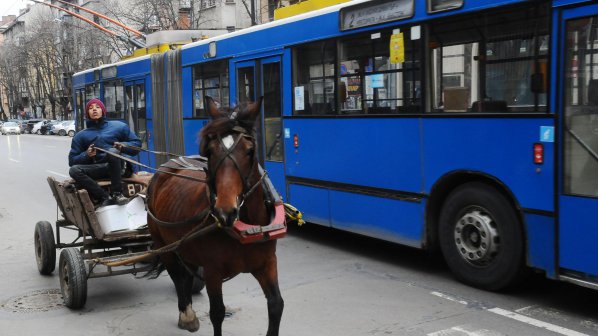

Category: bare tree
[0, 42, 22, 119]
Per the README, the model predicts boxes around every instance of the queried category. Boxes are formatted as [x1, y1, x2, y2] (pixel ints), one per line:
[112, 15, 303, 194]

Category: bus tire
[438, 182, 525, 291]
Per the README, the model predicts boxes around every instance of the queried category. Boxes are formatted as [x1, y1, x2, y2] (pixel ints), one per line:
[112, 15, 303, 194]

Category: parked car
[18, 120, 28, 133]
[31, 120, 46, 134]
[41, 120, 61, 135]
[51, 120, 74, 136]
[66, 121, 76, 137]
[1, 122, 21, 135]
[24, 119, 44, 134]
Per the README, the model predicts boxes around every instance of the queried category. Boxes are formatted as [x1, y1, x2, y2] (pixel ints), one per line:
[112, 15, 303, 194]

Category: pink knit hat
[85, 98, 107, 118]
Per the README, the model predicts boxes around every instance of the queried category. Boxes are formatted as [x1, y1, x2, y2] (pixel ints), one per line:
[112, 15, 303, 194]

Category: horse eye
[246, 148, 255, 156]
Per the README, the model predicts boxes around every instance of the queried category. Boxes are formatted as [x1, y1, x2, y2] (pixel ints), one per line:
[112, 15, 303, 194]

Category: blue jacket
[69, 118, 141, 166]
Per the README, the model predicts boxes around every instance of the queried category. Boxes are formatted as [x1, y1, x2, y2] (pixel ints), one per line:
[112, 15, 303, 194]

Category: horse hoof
[178, 317, 200, 332]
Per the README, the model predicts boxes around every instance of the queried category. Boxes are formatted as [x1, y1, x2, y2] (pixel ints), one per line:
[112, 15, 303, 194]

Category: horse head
[199, 97, 262, 227]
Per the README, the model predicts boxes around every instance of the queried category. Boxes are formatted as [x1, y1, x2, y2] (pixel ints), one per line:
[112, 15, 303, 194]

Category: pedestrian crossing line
[430, 291, 590, 336]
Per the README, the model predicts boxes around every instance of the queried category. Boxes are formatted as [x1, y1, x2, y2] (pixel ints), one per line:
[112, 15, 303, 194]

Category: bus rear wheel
[439, 182, 525, 291]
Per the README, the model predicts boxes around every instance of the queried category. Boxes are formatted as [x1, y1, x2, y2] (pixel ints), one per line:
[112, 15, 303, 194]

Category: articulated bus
[72, 0, 598, 291]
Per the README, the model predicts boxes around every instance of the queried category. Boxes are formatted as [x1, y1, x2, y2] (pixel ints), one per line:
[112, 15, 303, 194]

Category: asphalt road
[0, 133, 597, 336]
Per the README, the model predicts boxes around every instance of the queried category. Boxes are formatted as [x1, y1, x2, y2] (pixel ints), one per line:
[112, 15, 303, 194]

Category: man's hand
[86, 144, 96, 158]
[113, 142, 123, 151]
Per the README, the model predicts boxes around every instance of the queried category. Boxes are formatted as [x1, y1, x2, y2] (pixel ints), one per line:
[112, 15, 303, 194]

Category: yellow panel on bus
[274, 0, 352, 20]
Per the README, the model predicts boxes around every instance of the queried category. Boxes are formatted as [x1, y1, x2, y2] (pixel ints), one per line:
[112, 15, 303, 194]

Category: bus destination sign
[340, 0, 414, 31]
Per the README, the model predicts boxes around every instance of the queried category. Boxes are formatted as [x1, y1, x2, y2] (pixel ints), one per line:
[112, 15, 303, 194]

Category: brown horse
[146, 97, 283, 335]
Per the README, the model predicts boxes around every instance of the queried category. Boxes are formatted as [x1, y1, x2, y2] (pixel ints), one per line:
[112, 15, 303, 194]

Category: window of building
[429, 3, 549, 113]
[293, 40, 336, 115]
[193, 60, 229, 117]
[201, 0, 216, 9]
[102, 80, 124, 119]
[339, 29, 421, 114]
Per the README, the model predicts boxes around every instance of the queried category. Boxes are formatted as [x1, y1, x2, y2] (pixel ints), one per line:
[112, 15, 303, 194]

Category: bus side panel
[284, 118, 422, 192]
[183, 119, 208, 156]
[423, 118, 555, 212]
[288, 184, 331, 227]
[117, 58, 150, 78]
[146, 119, 157, 170]
[182, 67, 193, 119]
[524, 213, 556, 278]
[330, 190, 424, 248]
[559, 196, 598, 275]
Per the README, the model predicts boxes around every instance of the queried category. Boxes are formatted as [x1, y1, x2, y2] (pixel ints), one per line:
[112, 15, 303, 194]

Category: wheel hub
[454, 209, 499, 265]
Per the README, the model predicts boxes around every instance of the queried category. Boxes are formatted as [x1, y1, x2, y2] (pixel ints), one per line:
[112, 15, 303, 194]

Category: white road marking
[9, 158, 19, 163]
[44, 145, 56, 148]
[430, 291, 469, 305]
[428, 325, 505, 336]
[487, 308, 589, 336]
[430, 291, 590, 336]
[46, 170, 69, 178]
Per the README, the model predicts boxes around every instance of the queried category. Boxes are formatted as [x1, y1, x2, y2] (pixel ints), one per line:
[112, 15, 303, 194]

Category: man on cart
[68, 98, 141, 207]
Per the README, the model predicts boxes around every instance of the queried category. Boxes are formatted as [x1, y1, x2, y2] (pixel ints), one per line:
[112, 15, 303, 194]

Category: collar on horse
[146, 126, 287, 244]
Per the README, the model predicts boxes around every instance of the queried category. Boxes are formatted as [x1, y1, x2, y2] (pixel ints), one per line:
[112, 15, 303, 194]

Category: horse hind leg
[164, 255, 199, 332]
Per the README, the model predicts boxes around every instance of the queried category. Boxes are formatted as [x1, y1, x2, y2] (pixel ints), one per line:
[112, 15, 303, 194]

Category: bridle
[203, 125, 266, 212]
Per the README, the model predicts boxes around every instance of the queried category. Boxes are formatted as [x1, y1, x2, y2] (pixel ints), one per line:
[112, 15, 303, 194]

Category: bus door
[234, 56, 286, 200]
[124, 80, 149, 168]
[558, 4, 598, 280]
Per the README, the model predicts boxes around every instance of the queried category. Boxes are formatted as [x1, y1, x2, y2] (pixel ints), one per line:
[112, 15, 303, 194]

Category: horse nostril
[215, 207, 239, 227]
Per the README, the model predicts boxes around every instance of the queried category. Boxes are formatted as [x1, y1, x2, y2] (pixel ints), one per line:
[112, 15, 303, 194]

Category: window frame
[192, 59, 230, 118]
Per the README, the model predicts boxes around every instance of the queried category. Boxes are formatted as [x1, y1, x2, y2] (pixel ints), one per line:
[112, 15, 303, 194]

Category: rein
[95, 136, 269, 228]
[95, 213, 218, 267]
[94, 147, 207, 183]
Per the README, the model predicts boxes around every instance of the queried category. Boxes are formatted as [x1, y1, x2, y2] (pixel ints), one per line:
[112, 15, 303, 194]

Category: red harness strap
[228, 203, 287, 244]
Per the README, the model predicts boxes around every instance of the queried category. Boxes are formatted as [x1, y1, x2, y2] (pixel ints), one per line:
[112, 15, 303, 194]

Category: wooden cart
[34, 174, 156, 309]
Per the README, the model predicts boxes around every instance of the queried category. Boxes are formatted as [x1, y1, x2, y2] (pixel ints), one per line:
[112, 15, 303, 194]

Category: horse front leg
[164, 255, 199, 332]
[253, 257, 284, 336]
[204, 270, 226, 336]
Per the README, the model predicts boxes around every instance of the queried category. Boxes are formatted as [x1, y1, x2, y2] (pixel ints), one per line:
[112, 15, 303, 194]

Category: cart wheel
[59, 248, 87, 309]
[34, 221, 56, 275]
[191, 267, 205, 294]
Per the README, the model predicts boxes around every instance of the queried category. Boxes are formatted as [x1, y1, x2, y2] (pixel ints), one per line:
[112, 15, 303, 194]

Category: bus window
[429, 3, 549, 113]
[339, 29, 422, 114]
[237, 66, 255, 105]
[85, 83, 99, 102]
[293, 40, 336, 115]
[76, 90, 84, 130]
[428, 0, 463, 13]
[103, 80, 124, 119]
[193, 60, 229, 117]
[563, 16, 598, 197]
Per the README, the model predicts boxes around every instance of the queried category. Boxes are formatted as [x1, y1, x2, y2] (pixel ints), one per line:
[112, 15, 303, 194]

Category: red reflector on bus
[293, 134, 299, 148]
[533, 143, 543, 164]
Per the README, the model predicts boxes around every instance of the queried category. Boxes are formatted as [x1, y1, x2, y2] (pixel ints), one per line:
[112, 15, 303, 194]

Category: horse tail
[139, 255, 167, 279]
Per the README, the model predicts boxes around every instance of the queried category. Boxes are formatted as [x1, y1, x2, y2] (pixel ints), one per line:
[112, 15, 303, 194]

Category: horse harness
[146, 126, 286, 244]
[201, 125, 266, 210]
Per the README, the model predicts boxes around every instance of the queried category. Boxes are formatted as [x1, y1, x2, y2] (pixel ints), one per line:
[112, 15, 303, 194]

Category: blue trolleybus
[72, 0, 598, 291]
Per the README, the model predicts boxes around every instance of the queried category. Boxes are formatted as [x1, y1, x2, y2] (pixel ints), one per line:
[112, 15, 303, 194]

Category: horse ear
[205, 96, 221, 120]
[238, 97, 263, 125]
